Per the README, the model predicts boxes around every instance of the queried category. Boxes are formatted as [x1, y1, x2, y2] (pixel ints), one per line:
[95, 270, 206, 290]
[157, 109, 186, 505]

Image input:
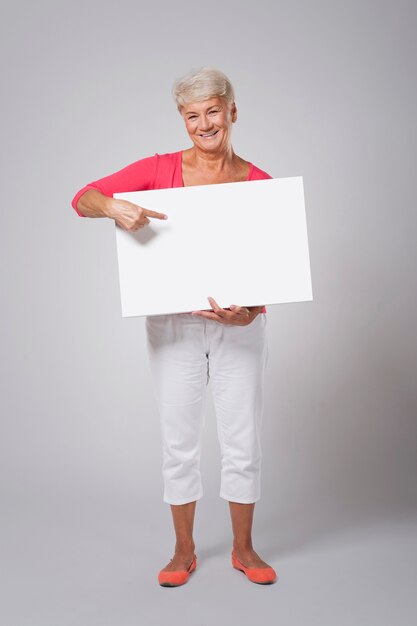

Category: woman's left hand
[191, 296, 263, 326]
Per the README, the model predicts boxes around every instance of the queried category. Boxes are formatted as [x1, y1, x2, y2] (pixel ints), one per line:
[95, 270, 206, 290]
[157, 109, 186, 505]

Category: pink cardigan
[72, 150, 272, 313]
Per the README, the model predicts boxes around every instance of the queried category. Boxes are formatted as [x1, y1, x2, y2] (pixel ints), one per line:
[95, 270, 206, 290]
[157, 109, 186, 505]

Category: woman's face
[181, 96, 237, 153]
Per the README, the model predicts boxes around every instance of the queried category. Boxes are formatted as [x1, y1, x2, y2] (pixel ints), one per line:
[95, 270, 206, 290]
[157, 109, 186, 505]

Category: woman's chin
[194, 140, 224, 152]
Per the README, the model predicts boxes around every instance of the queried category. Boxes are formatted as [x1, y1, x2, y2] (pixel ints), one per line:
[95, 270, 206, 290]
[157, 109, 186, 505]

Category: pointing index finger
[143, 208, 168, 220]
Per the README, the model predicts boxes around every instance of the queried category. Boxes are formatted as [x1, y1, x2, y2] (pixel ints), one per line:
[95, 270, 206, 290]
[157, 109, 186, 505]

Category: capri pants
[145, 312, 269, 505]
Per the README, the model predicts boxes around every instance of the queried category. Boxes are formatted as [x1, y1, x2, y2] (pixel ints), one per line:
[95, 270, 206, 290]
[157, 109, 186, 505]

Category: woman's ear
[231, 102, 237, 123]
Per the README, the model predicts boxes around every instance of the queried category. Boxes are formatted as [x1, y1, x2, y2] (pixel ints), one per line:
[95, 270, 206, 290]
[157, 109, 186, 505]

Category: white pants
[145, 312, 269, 505]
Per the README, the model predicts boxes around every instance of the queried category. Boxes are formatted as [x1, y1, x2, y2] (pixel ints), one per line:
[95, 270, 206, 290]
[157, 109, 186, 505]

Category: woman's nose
[198, 116, 213, 131]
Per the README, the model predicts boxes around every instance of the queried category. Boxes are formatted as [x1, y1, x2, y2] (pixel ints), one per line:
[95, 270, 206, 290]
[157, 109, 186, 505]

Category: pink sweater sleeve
[71, 154, 158, 217]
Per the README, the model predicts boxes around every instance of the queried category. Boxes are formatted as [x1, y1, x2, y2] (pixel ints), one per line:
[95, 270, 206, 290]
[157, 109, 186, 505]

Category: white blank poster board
[114, 176, 312, 317]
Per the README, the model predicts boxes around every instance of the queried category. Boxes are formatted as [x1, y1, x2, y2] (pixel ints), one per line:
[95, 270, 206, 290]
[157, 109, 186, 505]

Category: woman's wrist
[103, 196, 116, 219]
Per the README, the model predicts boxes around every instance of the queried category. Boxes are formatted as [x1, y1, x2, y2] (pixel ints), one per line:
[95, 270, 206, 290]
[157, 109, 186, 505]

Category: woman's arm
[77, 189, 167, 231]
[71, 154, 167, 231]
[71, 153, 159, 217]
[72, 155, 167, 230]
[76, 189, 113, 218]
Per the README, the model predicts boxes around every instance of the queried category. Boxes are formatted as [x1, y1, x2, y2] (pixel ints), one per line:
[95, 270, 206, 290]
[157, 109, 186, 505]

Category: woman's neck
[184, 145, 238, 174]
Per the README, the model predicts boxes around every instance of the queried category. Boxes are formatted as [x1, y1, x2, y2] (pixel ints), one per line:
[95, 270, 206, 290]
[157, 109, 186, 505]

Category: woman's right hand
[107, 198, 168, 231]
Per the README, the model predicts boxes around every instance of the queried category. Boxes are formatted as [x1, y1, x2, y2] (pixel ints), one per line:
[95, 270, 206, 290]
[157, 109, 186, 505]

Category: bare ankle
[175, 539, 195, 553]
[233, 539, 253, 552]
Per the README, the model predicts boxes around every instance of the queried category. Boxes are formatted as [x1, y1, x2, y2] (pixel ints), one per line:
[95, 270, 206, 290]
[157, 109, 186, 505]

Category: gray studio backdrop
[1, 1, 416, 625]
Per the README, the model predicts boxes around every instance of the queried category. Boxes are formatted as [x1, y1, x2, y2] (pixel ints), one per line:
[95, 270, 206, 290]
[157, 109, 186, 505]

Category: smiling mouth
[199, 130, 219, 138]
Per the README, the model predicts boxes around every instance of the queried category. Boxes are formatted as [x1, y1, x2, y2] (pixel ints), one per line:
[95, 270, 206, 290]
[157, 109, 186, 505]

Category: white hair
[172, 66, 235, 113]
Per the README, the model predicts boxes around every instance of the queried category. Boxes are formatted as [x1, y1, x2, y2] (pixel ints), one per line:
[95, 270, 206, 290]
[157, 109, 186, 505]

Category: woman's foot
[160, 548, 196, 572]
[232, 543, 271, 569]
[232, 544, 277, 584]
[158, 547, 197, 587]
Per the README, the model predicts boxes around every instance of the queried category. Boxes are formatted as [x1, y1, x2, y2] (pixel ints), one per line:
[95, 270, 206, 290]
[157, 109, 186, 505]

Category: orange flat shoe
[158, 553, 197, 587]
[231, 549, 277, 584]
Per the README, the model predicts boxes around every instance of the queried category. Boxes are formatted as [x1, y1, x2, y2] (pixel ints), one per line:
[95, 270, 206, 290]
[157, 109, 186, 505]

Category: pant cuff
[219, 492, 260, 504]
[164, 491, 203, 505]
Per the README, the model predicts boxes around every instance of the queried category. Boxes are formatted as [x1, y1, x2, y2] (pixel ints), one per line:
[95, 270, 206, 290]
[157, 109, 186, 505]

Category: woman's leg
[146, 313, 208, 505]
[209, 313, 268, 504]
[163, 501, 197, 571]
[229, 502, 272, 568]
[146, 313, 207, 570]
[209, 313, 272, 568]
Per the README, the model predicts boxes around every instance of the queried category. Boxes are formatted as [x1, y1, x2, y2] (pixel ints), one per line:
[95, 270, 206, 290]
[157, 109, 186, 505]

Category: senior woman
[71, 66, 277, 586]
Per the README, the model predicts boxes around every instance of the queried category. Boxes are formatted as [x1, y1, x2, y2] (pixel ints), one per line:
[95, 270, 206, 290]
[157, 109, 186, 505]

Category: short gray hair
[172, 66, 235, 113]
